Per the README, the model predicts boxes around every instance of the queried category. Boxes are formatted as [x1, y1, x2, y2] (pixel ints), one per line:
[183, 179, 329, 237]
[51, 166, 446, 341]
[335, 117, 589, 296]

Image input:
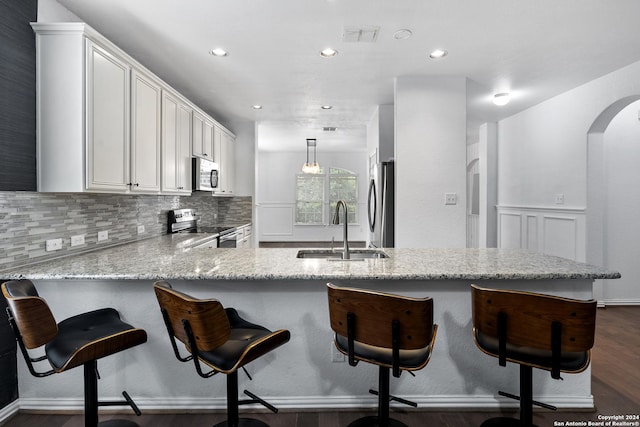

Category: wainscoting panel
[543, 215, 578, 260]
[259, 204, 294, 237]
[526, 214, 538, 251]
[498, 212, 522, 249]
[497, 206, 586, 262]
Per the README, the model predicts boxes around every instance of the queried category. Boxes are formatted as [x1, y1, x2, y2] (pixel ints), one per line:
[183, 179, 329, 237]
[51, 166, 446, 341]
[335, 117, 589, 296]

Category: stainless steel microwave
[192, 157, 219, 191]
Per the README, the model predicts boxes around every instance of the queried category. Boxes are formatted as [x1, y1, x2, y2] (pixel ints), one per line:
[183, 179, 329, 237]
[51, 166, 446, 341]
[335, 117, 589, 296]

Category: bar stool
[470, 284, 597, 427]
[2, 279, 147, 427]
[153, 281, 291, 427]
[327, 283, 438, 427]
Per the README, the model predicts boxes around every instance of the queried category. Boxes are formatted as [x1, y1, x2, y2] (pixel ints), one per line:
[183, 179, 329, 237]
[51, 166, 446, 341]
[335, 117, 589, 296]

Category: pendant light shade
[302, 138, 320, 173]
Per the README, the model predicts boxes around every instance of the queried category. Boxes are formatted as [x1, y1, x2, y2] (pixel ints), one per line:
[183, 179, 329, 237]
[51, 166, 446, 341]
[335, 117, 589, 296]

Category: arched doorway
[587, 95, 640, 304]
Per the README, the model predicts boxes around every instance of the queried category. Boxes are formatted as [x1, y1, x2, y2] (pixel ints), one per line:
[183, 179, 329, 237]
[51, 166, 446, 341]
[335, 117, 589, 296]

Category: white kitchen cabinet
[213, 129, 236, 195]
[237, 224, 252, 248]
[130, 68, 162, 192]
[85, 40, 131, 192]
[192, 110, 214, 161]
[162, 90, 192, 194]
[32, 22, 232, 194]
[34, 23, 161, 193]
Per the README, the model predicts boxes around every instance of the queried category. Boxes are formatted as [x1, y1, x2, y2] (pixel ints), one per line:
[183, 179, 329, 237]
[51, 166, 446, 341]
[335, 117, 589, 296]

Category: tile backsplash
[0, 191, 252, 271]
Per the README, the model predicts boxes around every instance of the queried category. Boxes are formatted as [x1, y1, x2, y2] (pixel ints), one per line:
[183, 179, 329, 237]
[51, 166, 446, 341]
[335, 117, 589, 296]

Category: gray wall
[0, 0, 37, 191]
[0, 0, 37, 410]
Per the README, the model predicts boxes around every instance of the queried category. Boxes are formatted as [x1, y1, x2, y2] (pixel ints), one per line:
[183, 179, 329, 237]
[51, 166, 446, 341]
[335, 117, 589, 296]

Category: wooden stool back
[327, 283, 434, 350]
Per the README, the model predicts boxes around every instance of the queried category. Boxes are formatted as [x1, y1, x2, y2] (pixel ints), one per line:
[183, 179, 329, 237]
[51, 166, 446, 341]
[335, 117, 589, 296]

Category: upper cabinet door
[162, 90, 191, 194]
[214, 130, 235, 195]
[177, 103, 193, 192]
[85, 41, 131, 191]
[192, 110, 213, 161]
[221, 131, 235, 195]
[130, 69, 161, 192]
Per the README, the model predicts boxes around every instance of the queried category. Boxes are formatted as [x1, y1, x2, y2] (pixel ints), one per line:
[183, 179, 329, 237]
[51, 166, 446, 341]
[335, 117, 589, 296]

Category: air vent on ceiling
[323, 127, 337, 132]
[342, 26, 380, 43]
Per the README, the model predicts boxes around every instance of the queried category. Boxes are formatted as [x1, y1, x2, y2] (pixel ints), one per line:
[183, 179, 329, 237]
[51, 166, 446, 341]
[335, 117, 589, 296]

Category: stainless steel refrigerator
[368, 160, 394, 248]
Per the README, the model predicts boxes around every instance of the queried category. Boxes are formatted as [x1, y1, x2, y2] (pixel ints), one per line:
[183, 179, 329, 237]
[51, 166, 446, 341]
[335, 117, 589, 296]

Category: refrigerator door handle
[368, 179, 377, 232]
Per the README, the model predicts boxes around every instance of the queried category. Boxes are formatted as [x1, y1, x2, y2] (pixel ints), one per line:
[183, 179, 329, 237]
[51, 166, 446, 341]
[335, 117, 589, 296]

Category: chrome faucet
[332, 200, 350, 260]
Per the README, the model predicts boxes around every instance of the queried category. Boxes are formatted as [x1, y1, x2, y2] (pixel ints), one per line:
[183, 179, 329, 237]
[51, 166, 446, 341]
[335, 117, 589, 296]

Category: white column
[394, 76, 467, 248]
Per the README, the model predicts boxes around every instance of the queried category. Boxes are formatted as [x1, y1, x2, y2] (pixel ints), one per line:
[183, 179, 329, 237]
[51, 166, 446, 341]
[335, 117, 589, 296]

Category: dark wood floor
[3, 307, 639, 427]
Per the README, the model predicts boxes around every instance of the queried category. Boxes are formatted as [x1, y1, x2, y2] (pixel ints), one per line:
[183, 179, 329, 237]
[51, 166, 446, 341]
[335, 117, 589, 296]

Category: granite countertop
[1, 234, 621, 282]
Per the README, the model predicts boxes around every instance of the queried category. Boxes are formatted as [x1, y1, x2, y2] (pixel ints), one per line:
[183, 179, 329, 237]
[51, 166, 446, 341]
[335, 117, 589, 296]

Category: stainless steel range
[168, 208, 237, 248]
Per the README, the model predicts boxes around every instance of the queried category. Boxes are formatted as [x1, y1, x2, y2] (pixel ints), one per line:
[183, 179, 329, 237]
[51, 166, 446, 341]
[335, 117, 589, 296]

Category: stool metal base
[480, 417, 538, 427]
[98, 420, 140, 427]
[213, 418, 270, 427]
[347, 415, 408, 427]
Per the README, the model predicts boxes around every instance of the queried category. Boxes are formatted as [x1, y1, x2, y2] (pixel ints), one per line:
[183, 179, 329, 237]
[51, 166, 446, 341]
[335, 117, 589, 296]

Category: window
[328, 168, 358, 223]
[295, 167, 358, 225]
[295, 173, 325, 224]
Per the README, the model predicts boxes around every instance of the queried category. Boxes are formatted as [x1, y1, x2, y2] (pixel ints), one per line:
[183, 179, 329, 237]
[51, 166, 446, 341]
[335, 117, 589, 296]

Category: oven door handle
[219, 231, 239, 241]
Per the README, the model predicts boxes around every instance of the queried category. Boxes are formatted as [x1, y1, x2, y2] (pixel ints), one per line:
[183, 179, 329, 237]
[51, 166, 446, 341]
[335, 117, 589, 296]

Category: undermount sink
[296, 248, 389, 260]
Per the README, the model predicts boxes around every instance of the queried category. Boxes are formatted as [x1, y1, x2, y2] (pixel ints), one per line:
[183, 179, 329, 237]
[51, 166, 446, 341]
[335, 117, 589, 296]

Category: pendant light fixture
[302, 138, 320, 174]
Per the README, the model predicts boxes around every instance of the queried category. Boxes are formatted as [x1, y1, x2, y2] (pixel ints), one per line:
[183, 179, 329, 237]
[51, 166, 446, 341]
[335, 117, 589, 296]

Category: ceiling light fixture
[252, 105, 263, 109]
[321, 105, 333, 110]
[428, 49, 447, 59]
[320, 48, 338, 58]
[302, 138, 320, 174]
[209, 48, 228, 57]
[493, 93, 511, 106]
[393, 29, 413, 40]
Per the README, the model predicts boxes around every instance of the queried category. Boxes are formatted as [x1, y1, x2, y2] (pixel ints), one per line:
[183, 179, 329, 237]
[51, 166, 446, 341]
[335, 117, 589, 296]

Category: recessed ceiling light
[320, 48, 338, 58]
[428, 49, 448, 59]
[321, 105, 333, 110]
[393, 29, 413, 40]
[252, 105, 263, 110]
[209, 48, 228, 57]
[493, 93, 511, 106]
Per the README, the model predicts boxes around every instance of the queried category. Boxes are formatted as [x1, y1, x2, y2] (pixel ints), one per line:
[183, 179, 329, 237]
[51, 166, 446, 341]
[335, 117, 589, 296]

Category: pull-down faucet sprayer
[332, 200, 350, 260]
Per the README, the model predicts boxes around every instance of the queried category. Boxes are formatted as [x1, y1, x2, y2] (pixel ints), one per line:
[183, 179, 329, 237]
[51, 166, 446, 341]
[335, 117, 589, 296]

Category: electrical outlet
[137, 225, 145, 234]
[444, 193, 458, 205]
[331, 343, 345, 363]
[45, 238, 63, 252]
[555, 193, 565, 204]
[70, 234, 85, 247]
[98, 230, 109, 241]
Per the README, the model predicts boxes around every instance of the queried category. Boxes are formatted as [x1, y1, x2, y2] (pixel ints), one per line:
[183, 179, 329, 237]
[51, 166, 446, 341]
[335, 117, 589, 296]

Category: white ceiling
[55, 0, 640, 152]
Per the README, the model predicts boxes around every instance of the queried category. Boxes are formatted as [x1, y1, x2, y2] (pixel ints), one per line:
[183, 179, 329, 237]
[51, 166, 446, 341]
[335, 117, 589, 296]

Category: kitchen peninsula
[2, 234, 620, 414]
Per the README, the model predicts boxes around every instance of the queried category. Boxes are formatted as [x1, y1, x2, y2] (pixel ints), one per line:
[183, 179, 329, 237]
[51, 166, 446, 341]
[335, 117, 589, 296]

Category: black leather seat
[2, 279, 147, 427]
[327, 283, 438, 427]
[471, 284, 597, 427]
[153, 281, 291, 427]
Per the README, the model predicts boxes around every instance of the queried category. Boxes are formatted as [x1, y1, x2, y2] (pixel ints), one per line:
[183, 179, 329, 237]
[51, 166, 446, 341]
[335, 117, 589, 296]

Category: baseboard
[12, 394, 595, 413]
[602, 299, 640, 306]
[0, 400, 19, 424]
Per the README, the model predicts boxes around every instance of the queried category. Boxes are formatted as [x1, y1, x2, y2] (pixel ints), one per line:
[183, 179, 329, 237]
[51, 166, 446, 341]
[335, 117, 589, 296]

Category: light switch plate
[445, 193, 457, 205]
[98, 230, 109, 241]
